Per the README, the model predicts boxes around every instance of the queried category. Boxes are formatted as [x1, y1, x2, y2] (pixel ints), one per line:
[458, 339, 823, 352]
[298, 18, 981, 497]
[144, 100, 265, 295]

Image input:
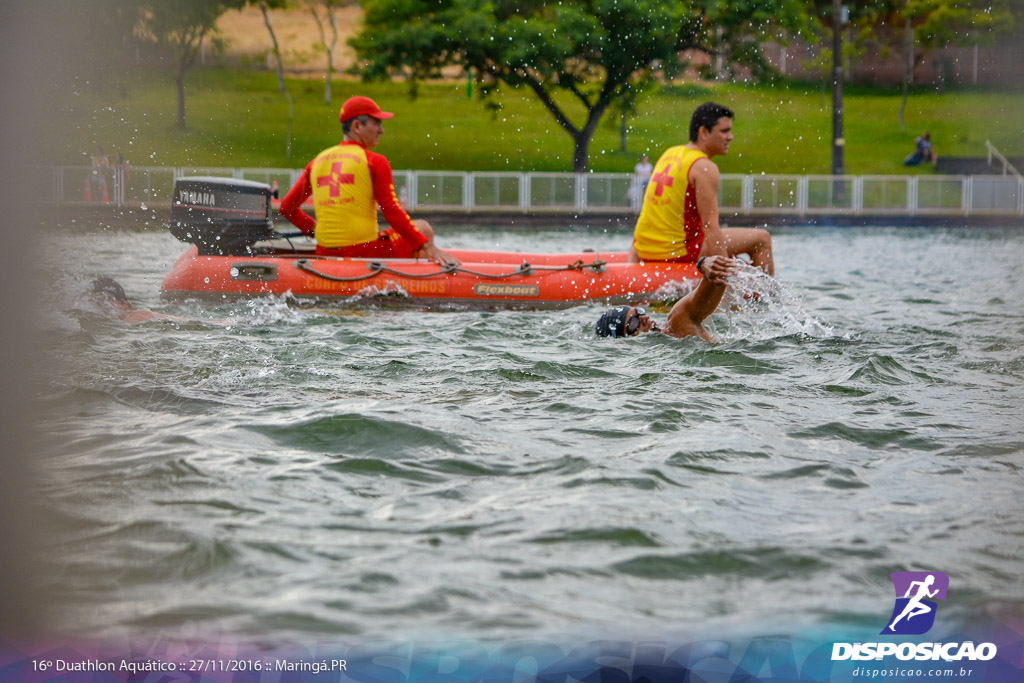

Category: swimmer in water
[888, 574, 940, 631]
[595, 255, 738, 342]
[90, 277, 173, 322]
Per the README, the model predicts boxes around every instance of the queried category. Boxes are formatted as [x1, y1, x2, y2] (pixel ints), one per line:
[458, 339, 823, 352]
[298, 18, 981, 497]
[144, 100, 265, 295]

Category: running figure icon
[882, 571, 949, 635]
[888, 574, 939, 631]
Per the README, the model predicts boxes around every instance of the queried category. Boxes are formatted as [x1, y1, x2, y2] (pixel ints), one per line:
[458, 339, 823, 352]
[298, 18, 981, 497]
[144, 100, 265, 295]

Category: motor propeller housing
[168, 177, 275, 256]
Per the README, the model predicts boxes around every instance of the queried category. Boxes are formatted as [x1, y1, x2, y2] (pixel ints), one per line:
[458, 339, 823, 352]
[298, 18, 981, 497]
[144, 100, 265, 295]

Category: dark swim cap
[91, 277, 129, 304]
[595, 305, 631, 337]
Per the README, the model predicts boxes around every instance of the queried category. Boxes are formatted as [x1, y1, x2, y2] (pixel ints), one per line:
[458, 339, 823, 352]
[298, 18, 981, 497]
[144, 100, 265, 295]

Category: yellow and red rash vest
[308, 143, 377, 247]
[279, 140, 427, 251]
[632, 145, 709, 261]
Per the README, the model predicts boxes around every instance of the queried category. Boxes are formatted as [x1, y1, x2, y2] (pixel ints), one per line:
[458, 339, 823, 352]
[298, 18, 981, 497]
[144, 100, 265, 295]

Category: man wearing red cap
[280, 96, 458, 265]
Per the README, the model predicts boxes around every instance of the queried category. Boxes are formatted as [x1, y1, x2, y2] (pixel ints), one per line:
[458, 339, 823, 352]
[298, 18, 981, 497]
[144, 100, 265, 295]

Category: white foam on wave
[205, 292, 308, 326]
[356, 281, 411, 299]
[37, 307, 83, 335]
[714, 265, 836, 342]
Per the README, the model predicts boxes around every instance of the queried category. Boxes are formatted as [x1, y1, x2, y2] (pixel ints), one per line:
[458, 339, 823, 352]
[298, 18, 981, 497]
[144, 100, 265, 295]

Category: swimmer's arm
[665, 266, 731, 339]
[123, 308, 232, 325]
[691, 159, 726, 258]
[121, 308, 181, 323]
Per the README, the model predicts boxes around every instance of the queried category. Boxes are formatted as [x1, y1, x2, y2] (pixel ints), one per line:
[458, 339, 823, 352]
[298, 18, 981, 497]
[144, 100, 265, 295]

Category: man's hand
[699, 255, 737, 284]
[417, 243, 461, 267]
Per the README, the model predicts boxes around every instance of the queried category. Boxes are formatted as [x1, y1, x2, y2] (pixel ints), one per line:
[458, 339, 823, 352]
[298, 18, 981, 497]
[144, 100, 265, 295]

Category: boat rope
[293, 258, 607, 283]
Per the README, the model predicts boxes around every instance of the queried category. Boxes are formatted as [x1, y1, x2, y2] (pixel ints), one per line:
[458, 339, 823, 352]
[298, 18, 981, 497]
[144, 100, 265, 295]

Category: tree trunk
[831, 0, 844, 202]
[899, 15, 912, 133]
[285, 92, 293, 161]
[325, 55, 333, 104]
[619, 107, 627, 152]
[572, 134, 591, 173]
[308, 0, 336, 105]
[522, 77, 612, 173]
[261, 2, 294, 161]
[569, 97, 613, 172]
[325, 2, 338, 104]
[175, 68, 186, 130]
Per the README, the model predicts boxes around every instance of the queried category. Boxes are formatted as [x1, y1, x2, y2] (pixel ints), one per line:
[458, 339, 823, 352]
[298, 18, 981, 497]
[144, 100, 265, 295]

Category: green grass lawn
[51, 67, 1023, 175]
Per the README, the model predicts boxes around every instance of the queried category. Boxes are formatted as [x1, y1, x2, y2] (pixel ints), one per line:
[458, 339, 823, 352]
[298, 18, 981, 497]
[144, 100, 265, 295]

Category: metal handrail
[985, 140, 1022, 178]
[30, 165, 1024, 217]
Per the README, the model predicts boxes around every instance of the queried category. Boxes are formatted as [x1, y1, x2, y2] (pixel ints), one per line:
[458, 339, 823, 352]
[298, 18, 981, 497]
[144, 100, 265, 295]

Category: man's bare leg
[411, 219, 460, 265]
[412, 218, 435, 243]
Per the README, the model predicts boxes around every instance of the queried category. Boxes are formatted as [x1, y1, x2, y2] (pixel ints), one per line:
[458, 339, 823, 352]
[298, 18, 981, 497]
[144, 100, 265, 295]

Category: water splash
[213, 293, 309, 326]
[716, 264, 835, 341]
[357, 282, 411, 300]
[650, 278, 698, 302]
[647, 265, 834, 342]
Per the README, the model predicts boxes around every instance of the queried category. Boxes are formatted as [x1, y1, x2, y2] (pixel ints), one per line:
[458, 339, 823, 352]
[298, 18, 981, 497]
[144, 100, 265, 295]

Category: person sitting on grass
[595, 255, 738, 342]
[903, 131, 937, 167]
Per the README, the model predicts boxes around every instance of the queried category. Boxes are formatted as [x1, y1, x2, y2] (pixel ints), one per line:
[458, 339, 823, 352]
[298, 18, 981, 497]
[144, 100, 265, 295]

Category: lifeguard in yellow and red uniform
[631, 102, 775, 276]
[632, 145, 711, 262]
[280, 96, 458, 265]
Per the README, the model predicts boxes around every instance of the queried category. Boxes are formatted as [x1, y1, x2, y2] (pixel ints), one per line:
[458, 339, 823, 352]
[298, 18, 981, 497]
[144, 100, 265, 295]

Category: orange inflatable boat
[162, 177, 698, 308]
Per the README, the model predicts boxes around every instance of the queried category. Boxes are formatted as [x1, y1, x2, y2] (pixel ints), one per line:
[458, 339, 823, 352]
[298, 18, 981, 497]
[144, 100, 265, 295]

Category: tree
[30, 0, 146, 101]
[807, 0, 1019, 130]
[899, 0, 1017, 126]
[351, 0, 814, 172]
[307, 0, 344, 104]
[255, 0, 295, 160]
[615, 76, 658, 154]
[137, 0, 242, 130]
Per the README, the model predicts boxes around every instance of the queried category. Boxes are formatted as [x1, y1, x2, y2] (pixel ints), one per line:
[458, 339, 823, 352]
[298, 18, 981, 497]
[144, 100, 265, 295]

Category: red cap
[339, 96, 394, 123]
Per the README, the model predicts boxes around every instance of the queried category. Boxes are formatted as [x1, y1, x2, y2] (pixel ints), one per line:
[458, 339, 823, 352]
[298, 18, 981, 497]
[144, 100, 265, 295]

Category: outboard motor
[168, 177, 276, 255]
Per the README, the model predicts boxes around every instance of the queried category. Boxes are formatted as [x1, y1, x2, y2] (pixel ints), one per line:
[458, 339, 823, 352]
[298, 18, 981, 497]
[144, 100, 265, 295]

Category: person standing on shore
[279, 96, 458, 265]
[634, 153, 653, 193]
[113, 152, 130, 180]
[89, 146, 109, 203]
[630, 102, 774, 275]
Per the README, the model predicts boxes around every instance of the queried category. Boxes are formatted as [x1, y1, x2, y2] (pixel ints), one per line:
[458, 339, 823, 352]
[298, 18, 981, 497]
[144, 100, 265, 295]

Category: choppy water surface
[30, 223, 1024, 643]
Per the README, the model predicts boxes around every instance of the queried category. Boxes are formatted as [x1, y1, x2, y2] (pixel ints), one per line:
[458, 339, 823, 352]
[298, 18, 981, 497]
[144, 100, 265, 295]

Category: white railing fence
[31, 166, 1024, 217]
[985, 140, 1022, 178]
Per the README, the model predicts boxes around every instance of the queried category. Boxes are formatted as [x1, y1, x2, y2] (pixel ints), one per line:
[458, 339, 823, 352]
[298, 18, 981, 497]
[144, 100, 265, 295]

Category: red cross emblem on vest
[316, 161, 355, 198]
[650, 162, 675, 197]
